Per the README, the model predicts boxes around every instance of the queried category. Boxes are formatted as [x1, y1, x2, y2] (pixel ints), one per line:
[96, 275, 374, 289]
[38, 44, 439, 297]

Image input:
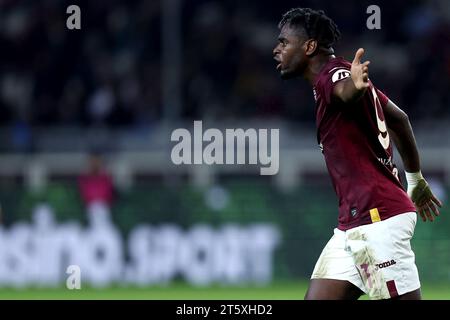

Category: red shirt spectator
[78, 154, 114, 207]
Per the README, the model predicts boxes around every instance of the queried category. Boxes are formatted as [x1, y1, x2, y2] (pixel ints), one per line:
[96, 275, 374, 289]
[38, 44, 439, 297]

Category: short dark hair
[278, 8, 341, 49]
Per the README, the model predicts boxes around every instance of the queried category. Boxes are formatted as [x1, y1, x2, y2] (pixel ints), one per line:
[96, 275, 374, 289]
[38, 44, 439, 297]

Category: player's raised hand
[351, 48, 370, 90]
[409, 178, 443, 222]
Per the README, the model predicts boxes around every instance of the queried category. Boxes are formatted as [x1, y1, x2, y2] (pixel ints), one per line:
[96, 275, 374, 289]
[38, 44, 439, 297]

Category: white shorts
[311, 212, 420, 300]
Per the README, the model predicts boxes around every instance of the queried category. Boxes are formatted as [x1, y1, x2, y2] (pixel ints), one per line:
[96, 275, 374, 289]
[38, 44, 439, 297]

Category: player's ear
[304, 39, 318, 56]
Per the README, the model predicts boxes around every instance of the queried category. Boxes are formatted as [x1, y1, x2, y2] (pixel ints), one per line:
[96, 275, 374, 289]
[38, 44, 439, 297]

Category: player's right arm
[383, 99, 443, 222]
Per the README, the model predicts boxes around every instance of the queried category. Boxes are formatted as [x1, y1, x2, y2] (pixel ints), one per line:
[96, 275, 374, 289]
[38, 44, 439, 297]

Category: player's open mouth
[276, 63, 282, 71]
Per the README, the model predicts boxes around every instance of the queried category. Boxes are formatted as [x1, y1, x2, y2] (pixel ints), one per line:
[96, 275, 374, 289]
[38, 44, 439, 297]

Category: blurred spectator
[78, 153, 114, 212]
[0, 0, 448, 134]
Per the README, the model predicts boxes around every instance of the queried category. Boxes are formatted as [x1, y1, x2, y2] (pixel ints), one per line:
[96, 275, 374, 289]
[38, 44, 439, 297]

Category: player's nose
[273, 44, 280, 56]
[273, 52, 281, 63]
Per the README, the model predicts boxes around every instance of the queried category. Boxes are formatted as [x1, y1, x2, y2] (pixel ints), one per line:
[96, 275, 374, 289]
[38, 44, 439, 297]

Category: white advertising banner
[0, 203, 281, 288]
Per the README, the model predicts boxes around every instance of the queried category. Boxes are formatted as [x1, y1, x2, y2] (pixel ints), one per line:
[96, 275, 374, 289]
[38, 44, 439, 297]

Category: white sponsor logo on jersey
[371, 86, 390, 150]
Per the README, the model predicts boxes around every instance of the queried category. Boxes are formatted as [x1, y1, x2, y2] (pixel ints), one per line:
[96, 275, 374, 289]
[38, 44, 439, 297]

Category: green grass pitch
[0, 281, 448, 300]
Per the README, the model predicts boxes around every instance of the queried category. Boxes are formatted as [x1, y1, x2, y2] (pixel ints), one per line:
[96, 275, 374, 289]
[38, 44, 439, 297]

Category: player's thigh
[393, 288, 421, 300]
[310, 228, 366, 295]
[305, 279, 364, 300]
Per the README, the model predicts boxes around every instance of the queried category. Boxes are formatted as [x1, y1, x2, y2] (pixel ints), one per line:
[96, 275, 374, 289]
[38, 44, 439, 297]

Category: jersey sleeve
[319, 64, 352, 105]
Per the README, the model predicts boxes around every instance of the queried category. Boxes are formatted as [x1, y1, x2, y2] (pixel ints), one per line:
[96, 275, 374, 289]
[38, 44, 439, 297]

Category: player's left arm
[383, 99, 443, 222]
[332, 48, 370, 104]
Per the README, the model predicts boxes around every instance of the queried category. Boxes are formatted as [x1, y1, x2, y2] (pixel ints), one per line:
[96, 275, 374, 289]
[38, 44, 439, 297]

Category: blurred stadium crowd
[0, 0, 449, 290]
[0, 0, 449, 142]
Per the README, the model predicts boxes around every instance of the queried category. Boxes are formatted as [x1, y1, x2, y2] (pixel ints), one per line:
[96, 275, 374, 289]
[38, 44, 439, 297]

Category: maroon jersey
[313, 57, 416, 231]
